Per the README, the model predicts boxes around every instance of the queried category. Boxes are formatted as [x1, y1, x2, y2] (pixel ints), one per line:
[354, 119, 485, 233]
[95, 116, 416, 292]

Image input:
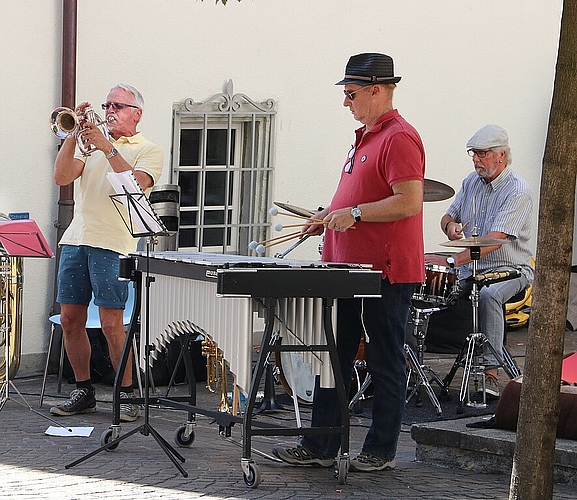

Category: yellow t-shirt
[60, 132, 163, 255]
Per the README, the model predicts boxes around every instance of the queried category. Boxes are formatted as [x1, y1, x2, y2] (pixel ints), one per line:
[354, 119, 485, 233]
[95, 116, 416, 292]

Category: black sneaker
[50, 388, 97, 416]
[119, 392, 141, 422]
[349, 452, 395, 472]
[272, 445, 334, 467]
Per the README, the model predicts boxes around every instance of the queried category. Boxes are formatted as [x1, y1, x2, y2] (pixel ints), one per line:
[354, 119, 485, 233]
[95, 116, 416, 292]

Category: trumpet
[49, 105, 110, 156]
[201, 337, 230, 413]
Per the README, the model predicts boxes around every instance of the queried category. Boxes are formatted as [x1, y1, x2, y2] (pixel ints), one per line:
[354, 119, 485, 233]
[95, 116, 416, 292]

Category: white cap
[466, 124, 509, 149]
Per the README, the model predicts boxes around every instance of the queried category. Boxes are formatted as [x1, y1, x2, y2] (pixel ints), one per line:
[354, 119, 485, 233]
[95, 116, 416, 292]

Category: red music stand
[0, 219, 54, 259]
[0, 219, 65, 429]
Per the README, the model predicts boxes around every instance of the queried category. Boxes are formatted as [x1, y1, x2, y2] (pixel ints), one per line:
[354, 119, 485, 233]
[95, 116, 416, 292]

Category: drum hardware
[438, 236, 521, 410]
[347, 337, 371, 413]
[423, 179, 455, 202]
[349, 263, 459, 415]
[405, 305, 447, 416]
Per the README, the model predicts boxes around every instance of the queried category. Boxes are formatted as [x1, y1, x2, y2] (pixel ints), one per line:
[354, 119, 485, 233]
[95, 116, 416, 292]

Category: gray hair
[110, 84, 145, 110]
[492, 146, 512, 165]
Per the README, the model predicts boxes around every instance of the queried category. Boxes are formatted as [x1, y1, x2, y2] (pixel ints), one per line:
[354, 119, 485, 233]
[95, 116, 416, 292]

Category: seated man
[425, 124, 533, 398]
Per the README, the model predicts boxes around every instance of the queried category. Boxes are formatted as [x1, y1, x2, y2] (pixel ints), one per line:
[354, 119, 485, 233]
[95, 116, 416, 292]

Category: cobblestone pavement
[1, 328, 575, 499]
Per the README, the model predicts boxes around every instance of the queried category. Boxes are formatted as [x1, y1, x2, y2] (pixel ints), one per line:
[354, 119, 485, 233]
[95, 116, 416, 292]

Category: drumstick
[459, 220, 471, 233]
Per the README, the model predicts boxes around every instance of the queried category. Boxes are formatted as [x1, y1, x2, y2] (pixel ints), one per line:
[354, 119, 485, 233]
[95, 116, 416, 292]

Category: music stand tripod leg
[65, 240, 188, 478]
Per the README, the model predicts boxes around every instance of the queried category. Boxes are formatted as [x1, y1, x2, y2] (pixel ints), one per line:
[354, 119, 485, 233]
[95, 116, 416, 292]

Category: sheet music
[107, 171, 167, 236]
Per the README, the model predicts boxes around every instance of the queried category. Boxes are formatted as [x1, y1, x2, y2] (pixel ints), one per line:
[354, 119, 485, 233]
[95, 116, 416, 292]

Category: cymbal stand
[405, 304, 447, 416]
[442, 245, 520, 410]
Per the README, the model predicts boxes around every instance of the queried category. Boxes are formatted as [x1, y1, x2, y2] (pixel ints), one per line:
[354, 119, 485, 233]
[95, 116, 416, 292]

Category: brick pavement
[0, 327, 575, 499]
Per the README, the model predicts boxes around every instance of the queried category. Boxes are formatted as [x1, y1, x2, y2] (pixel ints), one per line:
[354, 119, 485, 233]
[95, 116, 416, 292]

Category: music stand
[0, 219, 69, 428]
[64, 171, 189, 476]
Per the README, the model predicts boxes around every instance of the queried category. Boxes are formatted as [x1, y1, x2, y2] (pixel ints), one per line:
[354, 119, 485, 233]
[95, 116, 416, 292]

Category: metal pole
[48, 0, 77, 371]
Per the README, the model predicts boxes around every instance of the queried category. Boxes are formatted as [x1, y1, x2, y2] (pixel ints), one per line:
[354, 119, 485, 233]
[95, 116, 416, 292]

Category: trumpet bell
[49, 105, 110, 156]
[50, 107, 79, 139]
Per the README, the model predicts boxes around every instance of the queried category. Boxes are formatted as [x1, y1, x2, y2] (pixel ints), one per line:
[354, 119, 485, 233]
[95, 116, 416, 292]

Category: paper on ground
[45, 426, 94, 437]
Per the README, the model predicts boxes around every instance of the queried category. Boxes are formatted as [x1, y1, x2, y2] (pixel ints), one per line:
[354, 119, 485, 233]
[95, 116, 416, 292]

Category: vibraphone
[131, 251, 382, 487]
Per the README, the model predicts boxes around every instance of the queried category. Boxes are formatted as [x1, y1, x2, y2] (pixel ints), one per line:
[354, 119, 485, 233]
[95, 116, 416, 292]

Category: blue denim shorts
[57, 245, 128, 309]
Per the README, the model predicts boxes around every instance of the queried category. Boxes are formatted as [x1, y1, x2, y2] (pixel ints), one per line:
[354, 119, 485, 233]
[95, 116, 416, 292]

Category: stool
[39, 285, 142, 406]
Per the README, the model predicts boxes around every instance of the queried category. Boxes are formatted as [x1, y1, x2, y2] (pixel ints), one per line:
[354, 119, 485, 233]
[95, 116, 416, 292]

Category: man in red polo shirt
[273, 53, 425, 472]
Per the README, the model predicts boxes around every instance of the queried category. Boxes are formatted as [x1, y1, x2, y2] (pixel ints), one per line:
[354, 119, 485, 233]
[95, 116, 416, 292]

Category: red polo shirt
[322, 109, 425, 284]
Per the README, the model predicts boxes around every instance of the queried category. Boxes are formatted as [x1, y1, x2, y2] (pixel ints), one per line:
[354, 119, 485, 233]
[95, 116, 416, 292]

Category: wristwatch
[106, 147, 118, 160]
[351, 205, 362, 222]
[446, 256, 455, 269]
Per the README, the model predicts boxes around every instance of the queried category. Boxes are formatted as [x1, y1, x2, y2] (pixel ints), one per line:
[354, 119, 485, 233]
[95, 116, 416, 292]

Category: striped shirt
[446, 166, 534, 281]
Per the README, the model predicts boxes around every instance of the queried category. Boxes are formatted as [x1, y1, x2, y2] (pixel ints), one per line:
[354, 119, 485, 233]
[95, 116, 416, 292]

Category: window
[171, 80, 276, 254]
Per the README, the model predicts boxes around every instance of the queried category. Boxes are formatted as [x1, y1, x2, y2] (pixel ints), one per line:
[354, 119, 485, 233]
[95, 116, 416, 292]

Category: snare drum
[413, 264, 457, 305]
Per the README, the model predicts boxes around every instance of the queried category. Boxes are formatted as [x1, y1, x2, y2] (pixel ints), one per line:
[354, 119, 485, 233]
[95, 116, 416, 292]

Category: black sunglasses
[343, 87, 369, 100]
[101, 102, 140, 111]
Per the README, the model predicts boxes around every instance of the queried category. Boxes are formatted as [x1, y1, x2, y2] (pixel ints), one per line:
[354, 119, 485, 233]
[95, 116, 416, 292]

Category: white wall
[1, 0, 563, 373]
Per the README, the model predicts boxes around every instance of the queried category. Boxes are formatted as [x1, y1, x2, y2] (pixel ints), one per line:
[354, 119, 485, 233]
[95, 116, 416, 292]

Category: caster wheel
[243, 463, 261, 488]
[100, 428, 119, 451]
[337, 457, 348, 485]
[174, 425, 195, 447]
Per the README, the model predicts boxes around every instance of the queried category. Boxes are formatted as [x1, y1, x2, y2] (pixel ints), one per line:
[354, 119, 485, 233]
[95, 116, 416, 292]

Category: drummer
[425, 124, 533, 400]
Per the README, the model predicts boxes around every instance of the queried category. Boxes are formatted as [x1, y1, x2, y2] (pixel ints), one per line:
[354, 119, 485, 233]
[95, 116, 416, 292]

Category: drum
[413, 264, 457, 305]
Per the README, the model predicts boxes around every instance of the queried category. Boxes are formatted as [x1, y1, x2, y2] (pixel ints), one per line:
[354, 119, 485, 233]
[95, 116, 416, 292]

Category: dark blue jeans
[301, 278, 415, 460]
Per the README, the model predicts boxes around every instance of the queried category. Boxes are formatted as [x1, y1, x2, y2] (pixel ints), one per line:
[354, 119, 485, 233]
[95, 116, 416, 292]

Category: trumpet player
[51, 84, 163, 421]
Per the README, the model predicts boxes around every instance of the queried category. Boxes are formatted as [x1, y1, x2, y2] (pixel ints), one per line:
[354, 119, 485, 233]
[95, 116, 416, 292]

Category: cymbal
[424, 179, 455, 202]
[440, 236, 509, 248]
[273, 201, 317, 218]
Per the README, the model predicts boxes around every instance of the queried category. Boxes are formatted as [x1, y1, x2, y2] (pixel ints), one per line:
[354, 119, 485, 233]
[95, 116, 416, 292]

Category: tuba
[50, 105, 110, 156]
[0, 214, 23, 382]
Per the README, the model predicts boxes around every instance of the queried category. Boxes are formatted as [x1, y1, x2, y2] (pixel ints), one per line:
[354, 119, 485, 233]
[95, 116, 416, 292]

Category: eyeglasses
[343, 86, 369, 101]
[101, 102, 140, 111]
[344, 145, 356, 174]
[467, 149, 492, 158]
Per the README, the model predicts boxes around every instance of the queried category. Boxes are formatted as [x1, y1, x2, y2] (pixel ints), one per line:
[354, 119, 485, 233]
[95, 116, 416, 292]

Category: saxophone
[0, 213, 23, 382]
